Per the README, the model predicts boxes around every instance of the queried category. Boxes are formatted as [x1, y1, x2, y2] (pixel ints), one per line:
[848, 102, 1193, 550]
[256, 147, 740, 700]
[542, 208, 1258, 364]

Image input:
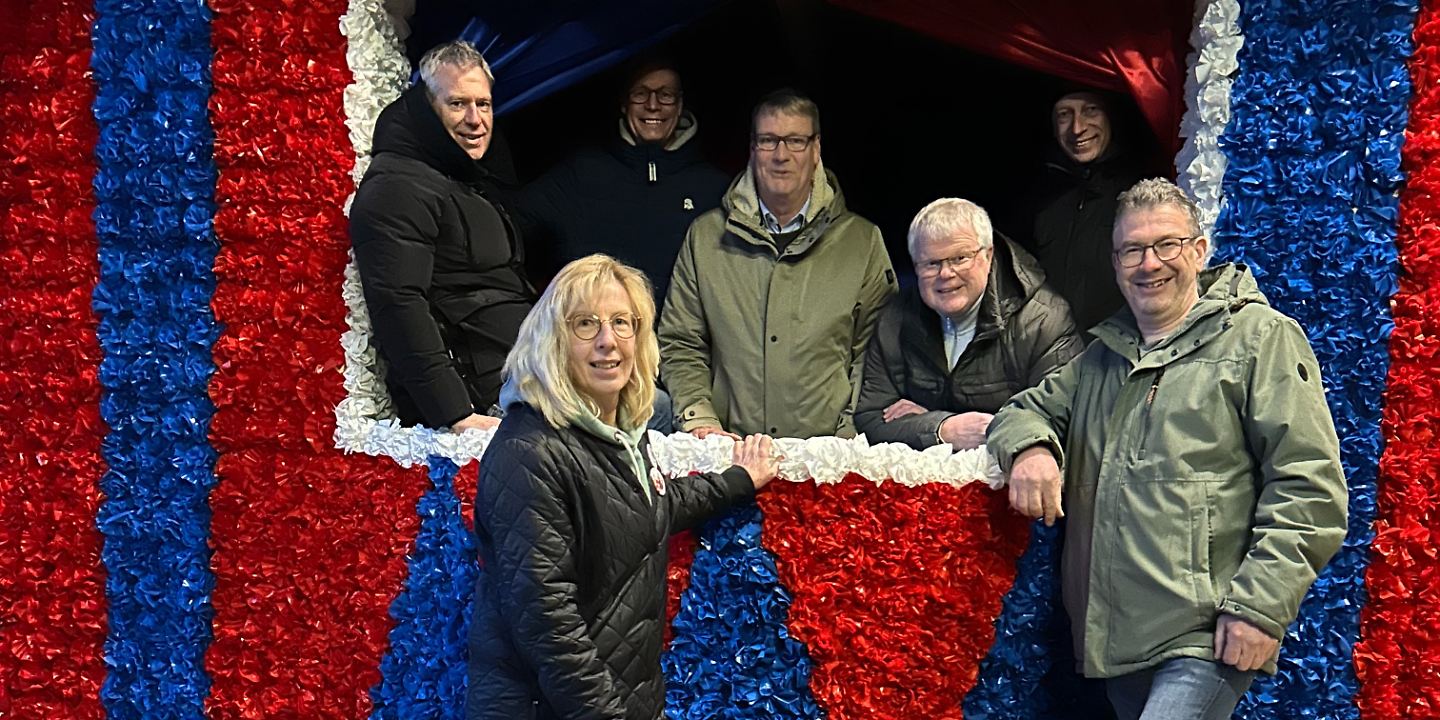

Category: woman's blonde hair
[503, 254, 658, 430]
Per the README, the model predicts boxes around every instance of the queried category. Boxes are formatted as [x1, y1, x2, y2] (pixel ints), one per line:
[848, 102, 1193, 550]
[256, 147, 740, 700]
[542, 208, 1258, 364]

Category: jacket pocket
[1104, 478, 1219, 667]
[955, 378, 1015, 414]
[1135, 367, 1165, 460]
[1190, 481, 1219, 625]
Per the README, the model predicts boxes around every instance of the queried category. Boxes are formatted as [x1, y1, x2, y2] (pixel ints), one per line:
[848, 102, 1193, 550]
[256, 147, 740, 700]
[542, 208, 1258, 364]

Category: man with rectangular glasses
[659, 89, 895, 439]
[988, 178, 1347, 720]
[854, 198, 1080, 451]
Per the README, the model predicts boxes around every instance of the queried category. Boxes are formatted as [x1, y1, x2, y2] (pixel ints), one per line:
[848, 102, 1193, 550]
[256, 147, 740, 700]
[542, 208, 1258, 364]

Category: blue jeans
[1105, 657, 1255, 720]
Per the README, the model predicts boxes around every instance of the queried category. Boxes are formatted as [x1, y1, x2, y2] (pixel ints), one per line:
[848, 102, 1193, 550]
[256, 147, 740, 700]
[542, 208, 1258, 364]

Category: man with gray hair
[660, 89, 895, 438]
[987, 178, 1348, 719]
[854, 198, 1080, 450]
[351, 41, 535, 432]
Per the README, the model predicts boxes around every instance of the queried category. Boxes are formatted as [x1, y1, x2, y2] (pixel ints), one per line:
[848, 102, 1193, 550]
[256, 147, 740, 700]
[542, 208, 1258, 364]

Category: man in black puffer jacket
[856, 198, 1081, 450]
[351, 41, 536, 432]
[516, 59, 729, 309]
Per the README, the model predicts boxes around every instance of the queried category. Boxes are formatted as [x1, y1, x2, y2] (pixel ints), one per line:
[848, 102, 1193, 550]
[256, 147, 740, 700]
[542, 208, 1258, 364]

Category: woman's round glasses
[568, 313, 639, 341]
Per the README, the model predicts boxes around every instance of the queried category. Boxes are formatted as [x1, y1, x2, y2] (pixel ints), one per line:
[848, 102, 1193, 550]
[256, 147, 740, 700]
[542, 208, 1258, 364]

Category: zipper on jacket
[647, 161, 656, 184]
[1137, 367, 1165, 458]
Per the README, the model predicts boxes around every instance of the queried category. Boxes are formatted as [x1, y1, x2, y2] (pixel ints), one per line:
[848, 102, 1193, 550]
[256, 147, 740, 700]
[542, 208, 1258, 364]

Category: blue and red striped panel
[0, 1, 1436, 718]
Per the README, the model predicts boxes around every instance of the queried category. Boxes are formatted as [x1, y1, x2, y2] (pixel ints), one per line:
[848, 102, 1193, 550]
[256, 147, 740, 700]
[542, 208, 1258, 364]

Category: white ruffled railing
[335, 0, 463, 465]
[1175, 0, 1242, 237]
[648, 432, 1002, 487]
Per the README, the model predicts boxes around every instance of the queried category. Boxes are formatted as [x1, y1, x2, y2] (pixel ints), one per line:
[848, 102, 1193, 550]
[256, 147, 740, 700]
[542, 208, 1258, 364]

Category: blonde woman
[466, 254, 777, 719]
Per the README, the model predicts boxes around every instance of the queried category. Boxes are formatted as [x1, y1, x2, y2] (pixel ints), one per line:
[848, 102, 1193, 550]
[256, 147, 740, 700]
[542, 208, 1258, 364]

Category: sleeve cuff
[721, 465, 758, 500]
[925, 413, 957, 449]
[1218, 598, 1287, 640]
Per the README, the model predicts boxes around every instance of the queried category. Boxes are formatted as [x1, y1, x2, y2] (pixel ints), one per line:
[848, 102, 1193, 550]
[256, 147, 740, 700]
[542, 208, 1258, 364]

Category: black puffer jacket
[350, 85, 536, 428]
[854, 237, 1082, 449]
[1029, 152, 1144, 332]
[466, 403, 754, 720]
[516, 114, 729, 307]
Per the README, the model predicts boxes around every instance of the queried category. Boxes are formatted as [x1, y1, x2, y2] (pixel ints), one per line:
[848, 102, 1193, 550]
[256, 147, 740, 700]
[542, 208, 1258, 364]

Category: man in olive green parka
[987, 179, 1347, 720]
[660, 90, 896, 439]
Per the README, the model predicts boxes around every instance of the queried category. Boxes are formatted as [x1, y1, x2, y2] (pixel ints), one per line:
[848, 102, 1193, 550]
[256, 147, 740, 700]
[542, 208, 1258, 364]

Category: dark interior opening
[406, 0, 1166, 282]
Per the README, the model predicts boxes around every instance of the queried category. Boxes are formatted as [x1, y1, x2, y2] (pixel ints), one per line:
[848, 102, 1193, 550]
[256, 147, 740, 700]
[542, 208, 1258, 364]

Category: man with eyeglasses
[854, 198, 1080, 450]
[351, 41, 535, 433]
[517, 57, 728, 308]
[988, 178, 1347, 720]
[659, 89, 896, 439]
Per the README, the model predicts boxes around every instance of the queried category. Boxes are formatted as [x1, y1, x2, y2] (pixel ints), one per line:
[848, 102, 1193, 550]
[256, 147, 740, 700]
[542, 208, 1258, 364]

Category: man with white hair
[988, 178, 1348, 719]
[855, 198, 1081, 449]
[351, 40, 536, 432]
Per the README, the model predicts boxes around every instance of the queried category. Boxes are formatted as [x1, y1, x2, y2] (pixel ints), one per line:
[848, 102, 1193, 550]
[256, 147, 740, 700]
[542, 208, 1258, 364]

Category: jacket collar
[610, 111, 708, 180]
[722, 163, 841, 257]
[1091, 263, 1268, 369]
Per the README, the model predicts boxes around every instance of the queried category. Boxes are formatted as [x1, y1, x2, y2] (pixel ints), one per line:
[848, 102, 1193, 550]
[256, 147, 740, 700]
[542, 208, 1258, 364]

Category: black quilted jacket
[466, 403, 754, 720]
[854, 236, 1083, 449]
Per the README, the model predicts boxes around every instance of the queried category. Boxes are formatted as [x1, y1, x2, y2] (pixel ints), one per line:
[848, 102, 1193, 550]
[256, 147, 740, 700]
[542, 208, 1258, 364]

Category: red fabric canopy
[826, 0, 1193, 155]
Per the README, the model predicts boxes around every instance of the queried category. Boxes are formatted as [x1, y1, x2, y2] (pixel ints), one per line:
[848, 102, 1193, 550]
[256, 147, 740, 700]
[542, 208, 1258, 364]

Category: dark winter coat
[517, 114, 729, 306]
[854, 237, 1082, 448]
[1029, 152, 1144, 332]
[466, 403, 754, 720]
[350, 85, 536, 427]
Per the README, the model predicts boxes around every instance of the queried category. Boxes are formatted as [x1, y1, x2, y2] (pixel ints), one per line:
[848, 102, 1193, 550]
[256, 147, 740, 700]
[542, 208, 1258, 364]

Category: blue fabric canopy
[455, 0, 726, 114]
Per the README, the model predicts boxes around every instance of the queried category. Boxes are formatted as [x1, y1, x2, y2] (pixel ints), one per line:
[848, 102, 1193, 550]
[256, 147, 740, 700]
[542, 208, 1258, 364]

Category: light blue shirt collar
[759, 194, 812, 234]
[941, 301, 982, 370]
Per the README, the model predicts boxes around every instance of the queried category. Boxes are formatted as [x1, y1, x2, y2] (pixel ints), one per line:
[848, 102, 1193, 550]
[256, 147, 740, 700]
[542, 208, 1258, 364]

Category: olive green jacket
[987, 264, 1347, 678]
[659, 164, 896, 438]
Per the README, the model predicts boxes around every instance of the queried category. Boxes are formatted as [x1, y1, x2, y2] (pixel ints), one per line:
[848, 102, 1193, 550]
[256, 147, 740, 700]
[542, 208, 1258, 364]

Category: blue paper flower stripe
[962, 522, 1064, 719]
[369, 458, 477, 720]
[662, 503, 822, 719]
[89, 2, 220, 717]
[1215, 2, 1416, 717]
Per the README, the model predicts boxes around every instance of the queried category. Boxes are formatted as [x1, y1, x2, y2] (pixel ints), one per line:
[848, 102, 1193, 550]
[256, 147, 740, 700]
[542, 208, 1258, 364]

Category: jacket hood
[611, 110, 709, 176]
[978, 234, 1049, 330]
[1092, 262, 1269, 356]
[721, 162, 843, 256]
[371, 84, 492, 185]
[617, 109, 700, 151]
[1197, 261, 1268, 307]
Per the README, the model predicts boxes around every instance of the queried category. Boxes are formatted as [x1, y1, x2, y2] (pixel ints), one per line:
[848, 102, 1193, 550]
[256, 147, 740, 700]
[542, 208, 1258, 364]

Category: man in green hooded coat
[659, 89, 896, 439]
[987, 178, 1347, 720]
